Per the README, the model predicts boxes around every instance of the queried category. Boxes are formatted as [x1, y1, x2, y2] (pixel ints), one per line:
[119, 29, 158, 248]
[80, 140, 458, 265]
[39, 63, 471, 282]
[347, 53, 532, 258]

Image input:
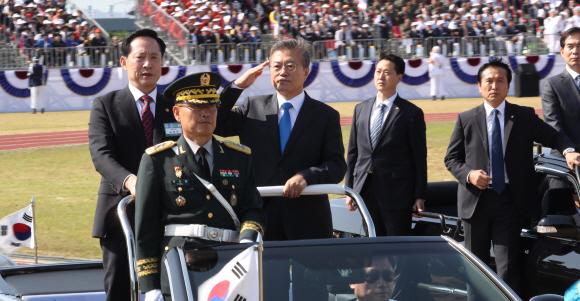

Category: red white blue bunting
[331, 61, 375, 88]
[508, 55, 555, 79]
[303, 62, 319, 88]
[211, 64, 259, 87]
[450, 57, 488, 84]
[0, 70, 48, 98]
[61, 68, 111, 96]
[157, 66, 186, 93]
[402, 59, 430, 86]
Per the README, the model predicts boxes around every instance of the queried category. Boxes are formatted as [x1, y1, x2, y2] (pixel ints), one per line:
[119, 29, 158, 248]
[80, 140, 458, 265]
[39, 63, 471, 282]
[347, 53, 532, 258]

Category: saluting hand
[565, 152, 580, 170]
[283, 174, 307, 198]
[233, 60, 269, 88]
[469, 170, 491, 190]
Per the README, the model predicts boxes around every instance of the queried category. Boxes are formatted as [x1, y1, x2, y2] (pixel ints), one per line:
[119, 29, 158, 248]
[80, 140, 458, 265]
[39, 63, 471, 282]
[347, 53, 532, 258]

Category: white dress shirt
[277, 91, 305, 129]
[566, 64, 580, 82]
[184, 137, 214, 176]
[369, 92, 397, 133]
[484, 100, 508, 183]
[122, 84, 159, 191]
[128, 83, 157, 119]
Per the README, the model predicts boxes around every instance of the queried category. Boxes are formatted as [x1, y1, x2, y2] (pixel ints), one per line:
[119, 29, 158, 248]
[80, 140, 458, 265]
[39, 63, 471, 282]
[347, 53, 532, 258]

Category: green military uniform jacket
[135, 135, 266, 292]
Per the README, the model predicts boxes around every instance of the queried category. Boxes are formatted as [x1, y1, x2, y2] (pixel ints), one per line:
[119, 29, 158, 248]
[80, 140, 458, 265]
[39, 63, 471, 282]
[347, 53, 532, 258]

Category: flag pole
[256, 233, 263, 301]
[31, 197, 37, 264]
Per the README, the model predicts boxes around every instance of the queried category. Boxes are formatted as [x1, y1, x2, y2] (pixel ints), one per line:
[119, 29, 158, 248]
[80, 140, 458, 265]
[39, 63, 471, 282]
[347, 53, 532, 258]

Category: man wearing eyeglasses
[216, 38, 346, 242]
[215, 38, 347, 301]
[349, 255, 396, 301]
[134, 72, 266, 301]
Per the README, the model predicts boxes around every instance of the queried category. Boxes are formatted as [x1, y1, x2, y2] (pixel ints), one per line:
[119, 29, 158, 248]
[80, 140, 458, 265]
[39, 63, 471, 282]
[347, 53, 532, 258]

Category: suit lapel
[560, 70, 580, 105]
[281, 93, 317, 159]
[474, 104, 489, 158]
[376, 96, 402, 145]
[115, 86, 147, 150]
[152, 93, 173, 144]
[361, 97, 374, 148]
[265, 94, 282, 154]
[503, 101, 515, 149]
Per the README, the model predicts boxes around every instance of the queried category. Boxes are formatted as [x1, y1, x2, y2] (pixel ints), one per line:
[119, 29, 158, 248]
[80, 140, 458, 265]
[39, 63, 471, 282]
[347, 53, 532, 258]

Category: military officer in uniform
[135, 72, 266, 301]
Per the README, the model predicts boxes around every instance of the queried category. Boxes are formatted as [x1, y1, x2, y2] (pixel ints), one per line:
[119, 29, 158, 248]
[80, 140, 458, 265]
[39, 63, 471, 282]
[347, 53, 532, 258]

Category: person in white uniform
[544, 9, 565, 53]
[429, 46, 446, 101]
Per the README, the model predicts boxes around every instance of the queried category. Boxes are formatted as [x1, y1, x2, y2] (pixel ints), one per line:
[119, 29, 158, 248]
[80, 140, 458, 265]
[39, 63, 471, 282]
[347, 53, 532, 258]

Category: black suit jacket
[345, 95, 427, 210]
[215, 84, 347, 234]
[542, 70, 580, 154]
[444, 101, 575, 219]
[88, 86, 177, 238]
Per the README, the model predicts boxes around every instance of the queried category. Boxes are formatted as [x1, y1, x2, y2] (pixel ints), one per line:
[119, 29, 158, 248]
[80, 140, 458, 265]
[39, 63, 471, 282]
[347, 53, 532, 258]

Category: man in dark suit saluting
[216, 38, 347, 241]
[542, 27, 580, 193]
[345, 52, 427, 237]
[444, 58, 580, 295]
[88, 29, 179, 301]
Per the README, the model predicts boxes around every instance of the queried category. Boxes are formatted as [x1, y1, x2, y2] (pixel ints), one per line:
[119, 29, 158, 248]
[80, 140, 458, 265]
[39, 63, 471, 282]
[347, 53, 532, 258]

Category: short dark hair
[377, 51, 405, 75]
[477, 57, 512, 84]
[121, 29, 166, 57]
[560, 27, 580, 48]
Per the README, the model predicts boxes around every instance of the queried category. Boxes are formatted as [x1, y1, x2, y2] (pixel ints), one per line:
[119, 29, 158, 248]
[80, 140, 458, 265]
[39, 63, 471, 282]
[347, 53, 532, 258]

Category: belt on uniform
[487, 183, 510, 189]
[165, 224, 240, 243]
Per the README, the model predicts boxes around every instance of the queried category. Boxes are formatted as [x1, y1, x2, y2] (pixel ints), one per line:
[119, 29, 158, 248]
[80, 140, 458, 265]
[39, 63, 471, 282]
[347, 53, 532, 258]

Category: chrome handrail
[118, 184, 375, 299]
[257, 184, 376, 237]
[117, 195, 139, 301]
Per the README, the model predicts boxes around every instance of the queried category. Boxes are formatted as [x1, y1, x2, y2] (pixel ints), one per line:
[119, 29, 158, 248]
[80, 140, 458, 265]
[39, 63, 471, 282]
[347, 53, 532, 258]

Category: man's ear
[120, 56, 127, 71]
[173, 106, 181, 122]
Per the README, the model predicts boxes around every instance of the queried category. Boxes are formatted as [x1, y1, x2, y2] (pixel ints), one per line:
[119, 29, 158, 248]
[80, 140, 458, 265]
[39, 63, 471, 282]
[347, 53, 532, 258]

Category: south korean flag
[0, 204, 35, 255]
[198, 246, 259, 301]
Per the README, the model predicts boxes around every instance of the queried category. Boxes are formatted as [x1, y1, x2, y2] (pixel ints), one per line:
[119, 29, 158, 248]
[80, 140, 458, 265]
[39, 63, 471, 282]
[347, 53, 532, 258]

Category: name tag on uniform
[164, 123, 182, 137]
[171, 179, 190, 186]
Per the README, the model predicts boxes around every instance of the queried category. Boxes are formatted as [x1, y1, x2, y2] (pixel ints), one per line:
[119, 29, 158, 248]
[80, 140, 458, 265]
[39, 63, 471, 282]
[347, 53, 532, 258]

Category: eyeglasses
[364, 269, 395, 284]
[178, 104, 217, 113]
[271, 63, 300, 73]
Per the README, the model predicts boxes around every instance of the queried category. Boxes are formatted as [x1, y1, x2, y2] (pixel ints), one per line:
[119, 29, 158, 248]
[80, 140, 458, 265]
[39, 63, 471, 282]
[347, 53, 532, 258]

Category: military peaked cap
[163, 72, 222, 105]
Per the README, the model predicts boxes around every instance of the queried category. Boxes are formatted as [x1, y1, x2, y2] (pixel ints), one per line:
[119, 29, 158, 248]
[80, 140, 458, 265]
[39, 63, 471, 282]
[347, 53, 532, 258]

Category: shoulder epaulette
[222, 140, 251, 155]
[145, 141, 177, 155]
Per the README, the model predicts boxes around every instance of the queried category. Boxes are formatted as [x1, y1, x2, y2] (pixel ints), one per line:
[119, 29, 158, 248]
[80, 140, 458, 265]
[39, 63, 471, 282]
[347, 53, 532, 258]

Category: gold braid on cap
[175, 87, 219, 102]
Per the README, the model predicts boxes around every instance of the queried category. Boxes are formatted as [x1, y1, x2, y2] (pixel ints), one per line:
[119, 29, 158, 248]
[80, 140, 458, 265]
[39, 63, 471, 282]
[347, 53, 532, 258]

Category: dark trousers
[463, 186, 523, 294]
[100, 208, 134, 301]
[360, 174, 413, 236]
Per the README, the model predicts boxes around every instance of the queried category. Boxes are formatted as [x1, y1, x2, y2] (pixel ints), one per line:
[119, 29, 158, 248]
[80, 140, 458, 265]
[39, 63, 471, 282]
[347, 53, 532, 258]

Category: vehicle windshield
[181, 238, 511, 301]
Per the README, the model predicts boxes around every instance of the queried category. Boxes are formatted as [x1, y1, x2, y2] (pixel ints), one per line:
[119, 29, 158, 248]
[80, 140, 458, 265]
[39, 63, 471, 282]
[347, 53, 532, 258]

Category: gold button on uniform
[206, 195, 210, 200]
[178, 187, 183, 192]
[208, 213, 213, 218]
[232, 185, 235, 189]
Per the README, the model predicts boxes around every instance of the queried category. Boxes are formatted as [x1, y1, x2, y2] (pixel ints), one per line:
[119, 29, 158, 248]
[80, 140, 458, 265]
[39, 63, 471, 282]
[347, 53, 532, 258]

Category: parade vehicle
[0, 181, 564, 301]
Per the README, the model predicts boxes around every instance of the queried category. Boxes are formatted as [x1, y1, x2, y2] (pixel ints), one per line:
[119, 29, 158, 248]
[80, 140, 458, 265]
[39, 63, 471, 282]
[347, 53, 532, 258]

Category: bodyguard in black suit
[542, 27, 580, 190]
[216, 38, 346, 241]
[444, 58, 580, 294]
[345, 52, 427, 237]
[88, 29, 178, 301]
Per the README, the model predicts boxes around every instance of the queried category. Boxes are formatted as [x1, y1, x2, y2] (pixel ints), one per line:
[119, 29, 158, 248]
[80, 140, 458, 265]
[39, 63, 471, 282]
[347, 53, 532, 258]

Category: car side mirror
[529, 294, 564, 301]
[535, 215, 580, 239]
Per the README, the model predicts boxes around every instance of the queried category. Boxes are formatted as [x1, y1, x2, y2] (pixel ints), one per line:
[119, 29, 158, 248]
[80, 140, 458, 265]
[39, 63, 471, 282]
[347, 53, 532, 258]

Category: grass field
[0, 96, 543, 259]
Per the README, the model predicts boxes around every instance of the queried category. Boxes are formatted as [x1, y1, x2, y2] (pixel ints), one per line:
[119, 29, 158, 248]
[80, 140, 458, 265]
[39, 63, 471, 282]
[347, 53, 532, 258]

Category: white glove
[145, 289, 164, 301]
[239, 238, 254, 243]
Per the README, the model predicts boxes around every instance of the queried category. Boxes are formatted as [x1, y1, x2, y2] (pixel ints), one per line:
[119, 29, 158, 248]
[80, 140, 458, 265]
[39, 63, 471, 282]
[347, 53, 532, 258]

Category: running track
[0, 109, 543, 151]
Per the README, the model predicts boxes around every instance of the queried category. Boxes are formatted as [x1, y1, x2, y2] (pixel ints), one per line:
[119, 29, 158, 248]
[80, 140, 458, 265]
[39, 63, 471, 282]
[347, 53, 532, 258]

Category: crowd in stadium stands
[0, 0, 115, 65]
[158, 0, 580, 49]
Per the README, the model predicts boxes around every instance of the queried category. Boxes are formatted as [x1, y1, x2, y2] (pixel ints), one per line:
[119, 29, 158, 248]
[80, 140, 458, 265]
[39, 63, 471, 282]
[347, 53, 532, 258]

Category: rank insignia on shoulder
[146, 141, 177, 155]
[222, 140, 251, 155]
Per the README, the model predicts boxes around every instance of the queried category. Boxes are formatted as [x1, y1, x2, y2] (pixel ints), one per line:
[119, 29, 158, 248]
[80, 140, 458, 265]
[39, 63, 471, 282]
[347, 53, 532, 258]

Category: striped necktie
[575, 75, 580, 95]
[371, 103, 386, 149]
[140, 95, 154, 147]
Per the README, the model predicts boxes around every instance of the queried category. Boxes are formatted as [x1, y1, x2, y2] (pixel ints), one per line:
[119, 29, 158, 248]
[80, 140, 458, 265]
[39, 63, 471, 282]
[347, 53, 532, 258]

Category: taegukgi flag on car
[198, 245, 259, 301]
[0, 205, 35, 254]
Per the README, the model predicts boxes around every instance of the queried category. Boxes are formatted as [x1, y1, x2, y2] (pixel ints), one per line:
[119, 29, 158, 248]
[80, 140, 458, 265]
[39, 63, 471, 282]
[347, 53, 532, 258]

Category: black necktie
[197, 147, 211, 179]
